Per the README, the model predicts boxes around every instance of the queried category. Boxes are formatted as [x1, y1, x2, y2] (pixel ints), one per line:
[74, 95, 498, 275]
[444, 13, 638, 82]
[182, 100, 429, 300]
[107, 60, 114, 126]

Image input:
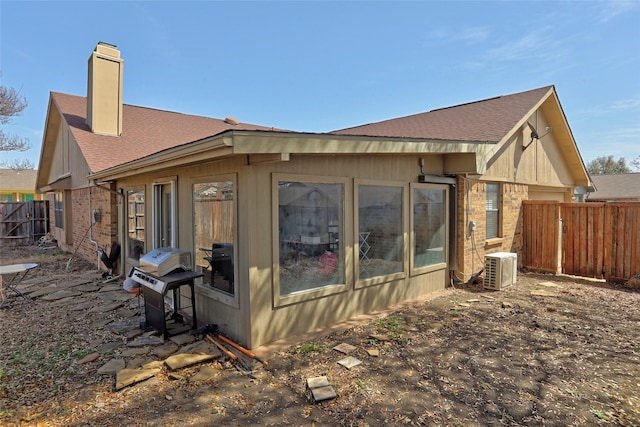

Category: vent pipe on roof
[225, 117, 239, 125]
[87, 42, 124, 136]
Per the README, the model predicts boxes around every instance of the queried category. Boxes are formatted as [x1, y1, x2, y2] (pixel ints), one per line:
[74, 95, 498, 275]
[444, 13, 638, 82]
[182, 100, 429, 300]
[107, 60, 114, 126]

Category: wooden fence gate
[0, 201, 50, 247]
[523, 201, 640, 282]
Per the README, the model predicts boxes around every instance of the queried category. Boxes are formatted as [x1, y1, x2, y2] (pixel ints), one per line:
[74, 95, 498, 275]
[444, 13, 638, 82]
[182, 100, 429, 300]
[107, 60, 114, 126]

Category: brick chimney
[86, 42, 123, 136]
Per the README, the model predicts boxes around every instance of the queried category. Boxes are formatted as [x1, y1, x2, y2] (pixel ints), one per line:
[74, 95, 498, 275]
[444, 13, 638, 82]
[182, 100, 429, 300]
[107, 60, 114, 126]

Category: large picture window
[486, 183, 500, 239]
[357, 184, 404, 281]
[277, 179, 344, 296]
[193, 179, 235, 296]
[413, 186, 447, 270]
[127, 189, 145, 260]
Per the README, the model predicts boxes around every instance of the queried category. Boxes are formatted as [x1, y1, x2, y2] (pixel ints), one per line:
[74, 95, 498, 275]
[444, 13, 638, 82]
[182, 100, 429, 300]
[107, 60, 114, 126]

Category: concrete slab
[337, 356, 362, 369]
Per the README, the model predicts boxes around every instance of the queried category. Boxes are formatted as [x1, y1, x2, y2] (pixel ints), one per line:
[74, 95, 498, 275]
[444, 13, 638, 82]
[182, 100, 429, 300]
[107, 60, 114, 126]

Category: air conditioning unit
[484, 252, 517, 290]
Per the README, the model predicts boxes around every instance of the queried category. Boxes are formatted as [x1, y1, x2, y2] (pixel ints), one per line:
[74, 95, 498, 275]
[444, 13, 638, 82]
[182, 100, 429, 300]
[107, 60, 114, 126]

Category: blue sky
[1, 1, 639, 169]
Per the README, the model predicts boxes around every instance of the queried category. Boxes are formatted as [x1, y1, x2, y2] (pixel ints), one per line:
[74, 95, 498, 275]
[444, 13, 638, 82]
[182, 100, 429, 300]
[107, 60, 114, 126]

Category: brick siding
[456, 176, 528, 280]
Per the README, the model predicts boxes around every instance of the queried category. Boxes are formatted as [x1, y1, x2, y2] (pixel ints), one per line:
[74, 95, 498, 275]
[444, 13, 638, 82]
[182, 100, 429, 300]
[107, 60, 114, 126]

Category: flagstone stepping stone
[169, 333, 196, 346]
[89, 301, 123, 313]
[61, 278, 95, 289]
[165, 352, 217, 370]
[98, 291, 131, 302]
[177, 341, 220, 356]
[96, 342, 122, 354]
[538, 281, 561, 288]
[99, 284, 123, 293]
[78, 352, 100, 364]
[152, 342, 180, 359]
[27, 286, 60, 298]
[97, 358, 126, 375]
[128, 335, 164, 347]
[333, 343, 357, 354]
[74, 283, 101, 293]
[366, 349, 380, 357]
[41, 290, 82, 301]
[191, 365, 219, 382]
[70, 301, 95, 311]
[50, 296, 85, 308]
[531, 289, 559, 297]
[115, 367, 161, 390]
[369, 334, 390, 342]
[90, 318, 113, 329]
[120, 346, 149, 357]
[126, 357, 148, 369]
[107, 317, 143, 334]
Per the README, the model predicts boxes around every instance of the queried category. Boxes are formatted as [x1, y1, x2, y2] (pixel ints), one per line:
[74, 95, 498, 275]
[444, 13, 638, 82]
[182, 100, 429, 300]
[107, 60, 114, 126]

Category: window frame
[410, 182, 449, 276]
[485, 182, 501, 240]
[126, 187, 146, 262]
[272, 173, 350, 307]
[152, 177, 177, 249]
[191, 173, 238, 308]
[54, 191, 64, 229]
[354, 179, 408, 288]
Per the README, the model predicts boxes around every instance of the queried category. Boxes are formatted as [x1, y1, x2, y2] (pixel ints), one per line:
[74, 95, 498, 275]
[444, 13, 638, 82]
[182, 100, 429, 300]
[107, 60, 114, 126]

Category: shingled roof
[50, 92, 279, 173]
[587, 173, 640, 201]
[332, 86, 553, 142]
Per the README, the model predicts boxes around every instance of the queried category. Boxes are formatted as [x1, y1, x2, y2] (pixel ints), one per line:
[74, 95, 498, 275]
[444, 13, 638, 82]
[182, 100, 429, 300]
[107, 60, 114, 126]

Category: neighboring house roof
[332, 86, 553, 142]
[49, 92, 280, 173]
[587, 173, 640, 201]
[0, 169, 38, 193]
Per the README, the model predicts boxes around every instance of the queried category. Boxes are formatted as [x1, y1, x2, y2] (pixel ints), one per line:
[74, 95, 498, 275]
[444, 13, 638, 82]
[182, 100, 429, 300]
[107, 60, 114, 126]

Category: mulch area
[1, 244, 639, 426]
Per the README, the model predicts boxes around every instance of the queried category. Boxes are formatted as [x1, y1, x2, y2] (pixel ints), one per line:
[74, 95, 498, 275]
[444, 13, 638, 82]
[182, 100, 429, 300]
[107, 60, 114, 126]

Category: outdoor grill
[130, 247, 202, 339]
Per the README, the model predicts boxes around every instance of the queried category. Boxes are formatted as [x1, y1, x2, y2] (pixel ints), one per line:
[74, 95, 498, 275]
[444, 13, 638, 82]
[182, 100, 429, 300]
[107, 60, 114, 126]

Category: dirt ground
[1, 244, 639, 427]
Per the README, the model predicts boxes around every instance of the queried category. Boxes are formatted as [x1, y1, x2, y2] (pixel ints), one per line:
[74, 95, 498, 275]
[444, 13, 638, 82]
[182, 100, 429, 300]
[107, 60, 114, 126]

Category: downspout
[88, 182, 100, 270]
[89, 180, 124, 271]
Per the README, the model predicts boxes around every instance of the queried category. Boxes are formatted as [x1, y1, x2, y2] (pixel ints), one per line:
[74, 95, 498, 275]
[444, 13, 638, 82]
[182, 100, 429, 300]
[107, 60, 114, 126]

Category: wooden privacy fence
[0, 200, 50, 247]
[523, 201, 640, 282]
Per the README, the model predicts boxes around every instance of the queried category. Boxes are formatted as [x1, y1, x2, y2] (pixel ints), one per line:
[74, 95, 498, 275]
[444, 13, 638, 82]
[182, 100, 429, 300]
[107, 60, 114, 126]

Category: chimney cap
[94, 42, 121, 58]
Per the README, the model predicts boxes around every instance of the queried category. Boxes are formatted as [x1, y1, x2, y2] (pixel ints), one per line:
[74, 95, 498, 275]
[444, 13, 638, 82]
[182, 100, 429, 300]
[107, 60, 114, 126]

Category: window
[357, 184, 404, 281]
[277, 179, 344, 296]
[413, 186, 447, 270]
[152, 180, 176, 248]
[54, 191, 64, 228]
[127, 189, 145, 260]
[193, 179, 235, 296]
[486, 183, 500, 239]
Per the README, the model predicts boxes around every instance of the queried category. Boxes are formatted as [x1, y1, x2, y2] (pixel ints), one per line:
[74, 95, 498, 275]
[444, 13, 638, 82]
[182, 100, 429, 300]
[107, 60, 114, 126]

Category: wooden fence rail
[523, 201, 639, 283]
[0, 200, 50, 247]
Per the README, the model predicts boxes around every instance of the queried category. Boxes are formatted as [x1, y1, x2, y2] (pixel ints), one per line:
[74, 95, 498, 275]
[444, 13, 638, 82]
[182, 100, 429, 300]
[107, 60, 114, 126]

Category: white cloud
[610, 97, 640, 111]
[427, 26, 490, 45]
[597, 0, 639, 23]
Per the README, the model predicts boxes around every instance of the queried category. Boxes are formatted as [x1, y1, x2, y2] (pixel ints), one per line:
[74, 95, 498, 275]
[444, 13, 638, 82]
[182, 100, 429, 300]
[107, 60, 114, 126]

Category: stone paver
[116, 367, 161, 390]
[97, 358, 126, 375]
[41, 290, 82, 301]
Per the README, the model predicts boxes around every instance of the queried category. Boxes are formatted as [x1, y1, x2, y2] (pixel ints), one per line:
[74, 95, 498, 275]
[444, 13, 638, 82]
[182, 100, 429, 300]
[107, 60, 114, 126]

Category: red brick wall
[456, 176, 528, 281]
[67, 185, 119, 272]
